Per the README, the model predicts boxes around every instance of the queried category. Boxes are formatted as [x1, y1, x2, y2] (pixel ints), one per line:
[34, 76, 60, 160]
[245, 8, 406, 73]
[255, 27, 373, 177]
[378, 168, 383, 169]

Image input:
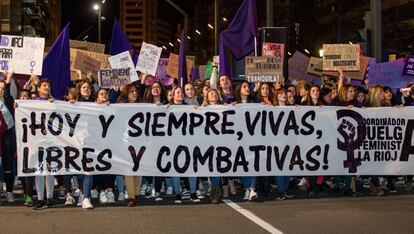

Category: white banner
[108, 51, 139, 82]
[15, 101, 414, 176]
[0, 35, 45, 75]
[136, 42, 162, 76]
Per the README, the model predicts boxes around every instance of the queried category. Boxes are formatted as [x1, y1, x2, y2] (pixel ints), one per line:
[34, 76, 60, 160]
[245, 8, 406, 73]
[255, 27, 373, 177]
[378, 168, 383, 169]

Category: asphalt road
[0, 194, 413, 234]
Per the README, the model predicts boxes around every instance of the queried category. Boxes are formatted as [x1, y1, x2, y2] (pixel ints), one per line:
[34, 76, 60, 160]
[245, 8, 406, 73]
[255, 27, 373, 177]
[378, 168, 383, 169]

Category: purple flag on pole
[110, 19, 138, 65]
[402, 55, 414, 76]
[178, 30, 187, 86]
[219, 0, 257, 76]
[41, 23, 71, 99]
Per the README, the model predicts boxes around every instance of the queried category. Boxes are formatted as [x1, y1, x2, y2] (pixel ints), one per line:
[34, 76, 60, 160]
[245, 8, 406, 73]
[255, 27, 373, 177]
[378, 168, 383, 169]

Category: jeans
[81, 175, 93, 198]
[35, 175, 54, 200]
[172, 177, 197, 195]
[210, 177, 221, 187]
[275, 176, 290, 193]
[242, 176, 256, 190]
[116, 175, 125, 194]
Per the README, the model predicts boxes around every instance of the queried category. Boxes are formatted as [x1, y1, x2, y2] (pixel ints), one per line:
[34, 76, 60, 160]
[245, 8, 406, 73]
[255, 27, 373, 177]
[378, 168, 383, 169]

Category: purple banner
[402, 55, 414, 76]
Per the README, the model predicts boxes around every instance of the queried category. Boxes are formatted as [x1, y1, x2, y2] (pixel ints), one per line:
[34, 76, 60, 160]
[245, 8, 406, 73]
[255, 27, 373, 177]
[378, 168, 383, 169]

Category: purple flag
[42, 23, 70, 99]
[110, 19, 138, 65]
[219, 0, 257, 76]
[178, 30, 187, 86]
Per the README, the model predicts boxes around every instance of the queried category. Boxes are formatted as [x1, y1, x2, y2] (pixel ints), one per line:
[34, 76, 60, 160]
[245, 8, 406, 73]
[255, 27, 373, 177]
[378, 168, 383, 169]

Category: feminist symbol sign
[336, 110, 366, 173]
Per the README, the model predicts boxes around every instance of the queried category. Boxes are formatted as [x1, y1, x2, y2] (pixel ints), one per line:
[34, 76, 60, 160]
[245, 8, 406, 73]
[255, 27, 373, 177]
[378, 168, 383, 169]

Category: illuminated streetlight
[288, 51, 292, 56]
[304, 49, 310, 54]
[177, 38, 181, 43]
[187, 36, 191, 40]
[195, 30, 201, 35]
[162, 46, 167, 50]
[222, 17, 227, 22]
[93, 3, 101, 43]
[169, 42, 174, 47]
[208, 24, 214, 29]
[93, 4, 99, 10]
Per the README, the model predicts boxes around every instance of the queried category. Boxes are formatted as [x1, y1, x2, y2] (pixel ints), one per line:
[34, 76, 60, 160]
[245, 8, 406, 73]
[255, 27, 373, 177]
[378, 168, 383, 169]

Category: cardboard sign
[108, 51, 139, 82]
[98, 68, 131, 89]
[136, 42, 162, 76]
[69, 40, 105, 54]
[70, 48, 110, 70]
[145, 58, 173, 86]
[198, 65, 207, 81]
[72, 50, 101, 80]
[166, 53, 193, 80]
[322, 44, 360, 71]
[317, 56, 372, 81]
[262, 43, 284, 60]
[308, 57, 323, 76]
[402, 55, 414, 76]
[288, 51, 321, 85]
[0, 35, 45, 75]
[245, 56, 283, 83]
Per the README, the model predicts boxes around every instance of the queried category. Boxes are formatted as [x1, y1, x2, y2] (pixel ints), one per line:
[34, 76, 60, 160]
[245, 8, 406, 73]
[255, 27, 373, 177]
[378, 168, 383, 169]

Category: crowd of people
[1, 64, 414, 210]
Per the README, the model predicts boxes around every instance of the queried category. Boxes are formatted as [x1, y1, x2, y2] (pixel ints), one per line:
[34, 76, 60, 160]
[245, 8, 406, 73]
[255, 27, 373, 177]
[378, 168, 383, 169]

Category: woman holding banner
[0, 72, 17, 204]
[234, 80, 258, 201]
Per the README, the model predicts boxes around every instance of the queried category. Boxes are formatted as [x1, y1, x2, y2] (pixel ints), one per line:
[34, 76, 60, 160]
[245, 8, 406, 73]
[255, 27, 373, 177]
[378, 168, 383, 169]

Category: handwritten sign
[262, 43, 284, 60]
[69, 40, 105, 54]
[145, 58, 173, 86]
[166, 53, 193, 80]
[70, 48, 110, 70]
[402, 55, 414, 76]
[72, 50, 101, 80]
[98, 68, 131, 89]
[108, 51, 138, 82]
[368, 58, 413, 91]
[245, 56, 283, 83]
[322, 44, 360, 71]
[0, 35, 45, 75]
[136, 42, 162, 76]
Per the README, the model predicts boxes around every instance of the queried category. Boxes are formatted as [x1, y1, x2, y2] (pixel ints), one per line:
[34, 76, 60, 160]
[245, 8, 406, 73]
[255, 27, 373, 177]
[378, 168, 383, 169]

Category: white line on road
[223, 199, 284, 234]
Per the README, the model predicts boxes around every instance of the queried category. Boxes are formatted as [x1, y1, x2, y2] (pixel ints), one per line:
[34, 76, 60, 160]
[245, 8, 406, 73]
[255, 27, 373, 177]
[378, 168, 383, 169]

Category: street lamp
[93, 3, 101, 43]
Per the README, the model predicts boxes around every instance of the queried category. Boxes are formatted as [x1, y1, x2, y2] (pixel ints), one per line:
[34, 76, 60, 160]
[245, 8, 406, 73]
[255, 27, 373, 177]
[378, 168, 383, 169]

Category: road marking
[223, 199, 284, 234]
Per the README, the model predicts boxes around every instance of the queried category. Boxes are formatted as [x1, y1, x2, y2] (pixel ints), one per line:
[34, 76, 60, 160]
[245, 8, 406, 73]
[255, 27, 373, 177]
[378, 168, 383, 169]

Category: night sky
[62, 0, 120, 52]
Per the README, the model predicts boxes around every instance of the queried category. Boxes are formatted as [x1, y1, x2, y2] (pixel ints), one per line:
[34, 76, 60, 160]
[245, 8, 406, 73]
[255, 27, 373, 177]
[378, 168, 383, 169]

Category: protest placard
[16, 101, 414, 176]
[98, 68, 131, 89]
[144, 58, 173, 86]
[322, 44, 360, 71]
[70, 48, 110, 70]
[367, 58, 413, 91]
[108, 51, 139, 82]
[72, 50, 101, 80]
[245, 56, 283, 83]
[199, 65, 207, 81]
[166, 53, 193, 79]
[69, 40, 105, 54]
[288, 51, 321, 85]
[136, 42, 162, 76]
[308, 57, 323, 76]
[402, 55, 414, 76]
[0, 35, 45, 75]
[262, 43, 284, 61]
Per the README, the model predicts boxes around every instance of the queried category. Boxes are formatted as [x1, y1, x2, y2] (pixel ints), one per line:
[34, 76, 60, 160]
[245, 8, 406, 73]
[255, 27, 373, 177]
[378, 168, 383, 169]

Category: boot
[228, 179, 237, 195]
[210, 187, 218, 204]
[376, 187, 385, 196]
[222, 185, 229, 198]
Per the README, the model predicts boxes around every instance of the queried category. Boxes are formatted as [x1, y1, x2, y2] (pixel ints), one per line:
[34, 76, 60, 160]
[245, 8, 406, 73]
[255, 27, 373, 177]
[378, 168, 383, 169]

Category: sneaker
[276, 194, 286, 201]
[166, 186, 173, 196]
[91, 189, 99, 199]
[174, 194, 182, 204]
[118, 192, 125, 202]
[140, 184, 147, 196]
[145, 184, 154, 198]
[6, 192, 15, 203]
[65, 195, 75, 206]
[154, 193, 163, 202]
[243, 189, 250, 200]
[284, 191, 295, 198]
[59, 188, 65, 200]
[196, 190, 205, 199]
[190, 193, 200, 203]
[82, 198, 94, 209]
[47, 198, 55, 208]
[24, 195, 33, 207]
[99, 191, 108, 203]
[73, 188, 81, 197]
[33, 200, 48, 210]
[107, 192, 115, 203]
[77, 193, 84, 207]
[248, 189, 258, 201]
[182, 190, 190, 199]
[124, 190, 129, 199]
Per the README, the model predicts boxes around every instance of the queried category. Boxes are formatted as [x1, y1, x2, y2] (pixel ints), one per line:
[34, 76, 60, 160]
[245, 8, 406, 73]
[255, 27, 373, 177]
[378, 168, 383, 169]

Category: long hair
[337, 84, 354, 103]
[233, 80, 251, 103]
[273, 88, 287, 106]
[203, 88, 222, 105]
[302, 85, 323, 106]
[256, 82, 272, 102]
[218, 75, 233, 97]
[117, 84, 139, 103]
[365, 85, 384, 107]
[75, 79, 95, 101]
[144, 81, 166, 104]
